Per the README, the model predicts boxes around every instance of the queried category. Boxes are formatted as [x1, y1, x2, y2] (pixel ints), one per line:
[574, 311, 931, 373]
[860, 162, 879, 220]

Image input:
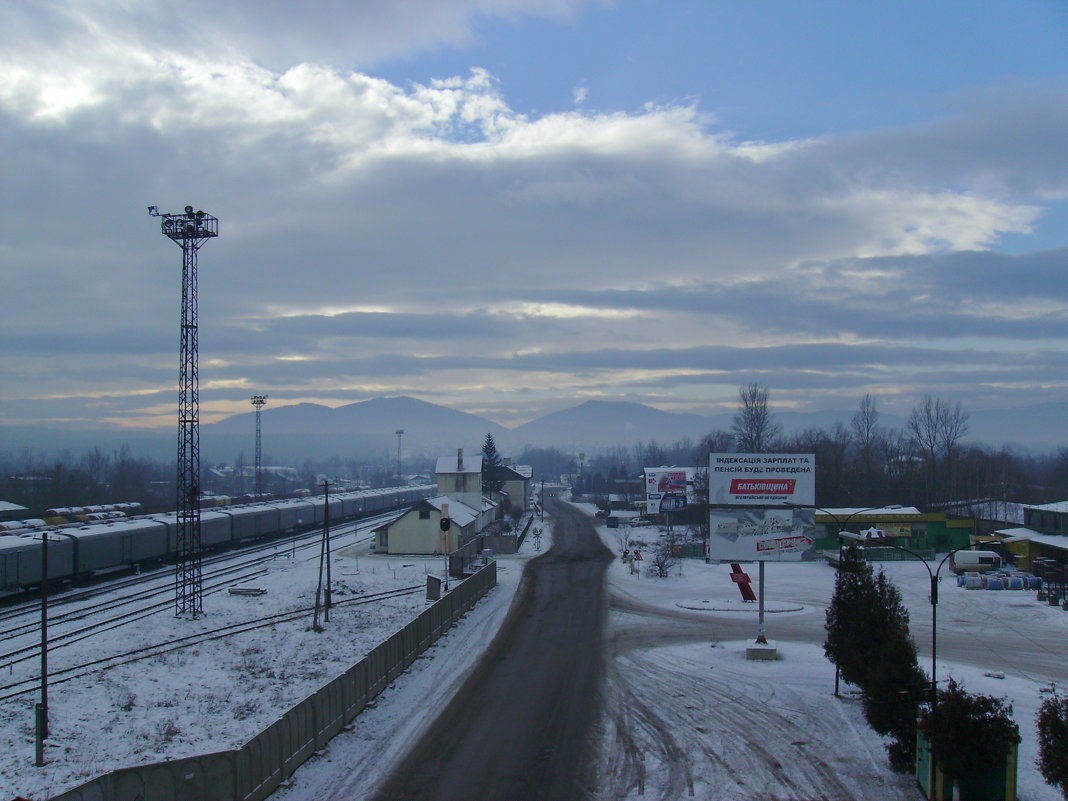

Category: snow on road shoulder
[269, 525, 551, 801]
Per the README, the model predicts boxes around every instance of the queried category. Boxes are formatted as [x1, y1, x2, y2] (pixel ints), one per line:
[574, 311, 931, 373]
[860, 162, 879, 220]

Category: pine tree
[481, 433, 505, 495]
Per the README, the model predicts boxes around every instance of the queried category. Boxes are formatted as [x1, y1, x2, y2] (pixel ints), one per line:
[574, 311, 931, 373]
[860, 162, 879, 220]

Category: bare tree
[731, 383, 782, 453]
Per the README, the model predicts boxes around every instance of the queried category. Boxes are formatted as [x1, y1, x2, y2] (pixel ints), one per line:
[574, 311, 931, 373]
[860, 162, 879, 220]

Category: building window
[419, 509, 430, 519]
[378, 531, 388, 547]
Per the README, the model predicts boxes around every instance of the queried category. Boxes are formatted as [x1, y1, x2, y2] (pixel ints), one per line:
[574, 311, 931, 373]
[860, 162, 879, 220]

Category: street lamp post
[839, 534, 1008, 711]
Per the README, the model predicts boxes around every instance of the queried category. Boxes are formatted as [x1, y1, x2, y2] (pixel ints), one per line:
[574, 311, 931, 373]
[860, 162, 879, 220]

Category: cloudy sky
[3, 0, 1067, 431]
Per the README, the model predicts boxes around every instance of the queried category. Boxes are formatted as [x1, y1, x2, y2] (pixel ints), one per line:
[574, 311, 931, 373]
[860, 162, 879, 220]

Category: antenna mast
[251, 395, 268, 497]
[149, 204, 218, 618]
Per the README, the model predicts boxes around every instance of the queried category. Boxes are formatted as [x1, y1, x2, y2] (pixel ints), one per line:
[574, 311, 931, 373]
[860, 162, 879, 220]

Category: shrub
[1037, 693, 1068, 799]
[919, 678, 1019, 779]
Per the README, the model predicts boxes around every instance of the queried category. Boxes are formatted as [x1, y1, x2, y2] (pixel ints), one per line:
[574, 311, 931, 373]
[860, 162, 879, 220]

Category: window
[419, 509, 430, 519]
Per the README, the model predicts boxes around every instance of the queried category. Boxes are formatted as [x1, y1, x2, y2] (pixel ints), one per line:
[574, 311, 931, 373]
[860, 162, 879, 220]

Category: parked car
[630, 517, 653, 526]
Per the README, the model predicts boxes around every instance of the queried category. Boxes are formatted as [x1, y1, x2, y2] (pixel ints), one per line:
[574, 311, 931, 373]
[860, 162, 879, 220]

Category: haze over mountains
[2, 396, 1065, 465]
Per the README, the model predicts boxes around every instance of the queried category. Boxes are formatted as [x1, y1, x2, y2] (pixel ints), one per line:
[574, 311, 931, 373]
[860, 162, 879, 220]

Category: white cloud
[1, 1, 1066, 428]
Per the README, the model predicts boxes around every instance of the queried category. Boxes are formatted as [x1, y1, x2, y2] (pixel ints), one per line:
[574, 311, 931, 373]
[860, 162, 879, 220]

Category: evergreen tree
[825, 546, 928, 770]
[481, 432, 505, 495]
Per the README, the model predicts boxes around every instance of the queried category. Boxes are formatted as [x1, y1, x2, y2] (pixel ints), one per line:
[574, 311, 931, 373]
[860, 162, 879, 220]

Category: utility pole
[149, 204, 218, 618]
[251, 395, 267, 497]
[314, 480, 331, 630]
[395, 429, 404, 485]
[35, 531, 49, 766]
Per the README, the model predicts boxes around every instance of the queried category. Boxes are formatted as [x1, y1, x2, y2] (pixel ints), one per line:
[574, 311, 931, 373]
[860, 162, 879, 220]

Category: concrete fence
[51, 562, 497, 801]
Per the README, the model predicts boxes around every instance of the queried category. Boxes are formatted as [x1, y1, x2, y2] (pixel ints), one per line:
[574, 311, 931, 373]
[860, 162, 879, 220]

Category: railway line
[0, 511, 399, 689]
[0, 585, 423, 702]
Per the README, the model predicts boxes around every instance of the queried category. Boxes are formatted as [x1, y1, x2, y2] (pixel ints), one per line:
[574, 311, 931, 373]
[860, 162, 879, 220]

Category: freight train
[0, 485, 432, 597]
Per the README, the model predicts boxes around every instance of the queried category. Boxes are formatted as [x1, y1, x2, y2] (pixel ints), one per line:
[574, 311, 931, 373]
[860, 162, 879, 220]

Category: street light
[840, 533, 1008, 710]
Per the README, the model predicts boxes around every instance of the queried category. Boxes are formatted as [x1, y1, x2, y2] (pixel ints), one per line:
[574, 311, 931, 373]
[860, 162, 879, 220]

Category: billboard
[643, 468, 695, 515]
[708, 453, 815, 506]
[708, 453, 817, 562]
[708, 507, 817, 562]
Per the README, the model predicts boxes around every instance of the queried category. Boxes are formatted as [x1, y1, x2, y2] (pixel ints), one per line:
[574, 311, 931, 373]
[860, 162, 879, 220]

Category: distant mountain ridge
[1, 396, 1064, 463]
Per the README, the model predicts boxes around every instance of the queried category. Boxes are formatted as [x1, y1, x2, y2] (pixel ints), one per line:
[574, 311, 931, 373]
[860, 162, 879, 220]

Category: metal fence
[52, 562, 497, 801]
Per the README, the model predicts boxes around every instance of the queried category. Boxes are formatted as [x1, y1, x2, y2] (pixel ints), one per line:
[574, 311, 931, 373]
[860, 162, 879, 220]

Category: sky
[3, 0, 1068, 432]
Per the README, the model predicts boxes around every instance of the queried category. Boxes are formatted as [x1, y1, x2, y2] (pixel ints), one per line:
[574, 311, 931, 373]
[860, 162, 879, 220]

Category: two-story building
[373, 448, 497, 555]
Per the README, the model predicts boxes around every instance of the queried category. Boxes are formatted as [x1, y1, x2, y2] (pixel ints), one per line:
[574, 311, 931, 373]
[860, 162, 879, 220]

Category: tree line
[521, 384, 1068, 509]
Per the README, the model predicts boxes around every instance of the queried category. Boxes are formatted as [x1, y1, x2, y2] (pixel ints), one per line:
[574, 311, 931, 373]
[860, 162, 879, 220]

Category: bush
[919, 678, 1019, 779]
[1037, 694, 1068, 799]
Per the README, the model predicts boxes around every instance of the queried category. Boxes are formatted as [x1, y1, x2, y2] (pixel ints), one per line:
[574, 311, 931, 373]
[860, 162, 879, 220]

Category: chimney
[457, 448, 463, 471]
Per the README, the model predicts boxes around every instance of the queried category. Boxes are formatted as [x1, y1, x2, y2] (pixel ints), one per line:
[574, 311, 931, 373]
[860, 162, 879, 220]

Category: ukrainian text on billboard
[708, 454, 815, 506]
[707, 453, 817, 562]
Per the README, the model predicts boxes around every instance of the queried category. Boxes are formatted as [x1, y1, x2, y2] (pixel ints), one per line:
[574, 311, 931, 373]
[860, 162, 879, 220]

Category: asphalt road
[373, 499, 613, 801]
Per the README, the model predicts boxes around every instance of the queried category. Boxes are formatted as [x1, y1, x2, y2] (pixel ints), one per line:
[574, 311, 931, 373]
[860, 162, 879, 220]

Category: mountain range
[1, 396, 1065, 464]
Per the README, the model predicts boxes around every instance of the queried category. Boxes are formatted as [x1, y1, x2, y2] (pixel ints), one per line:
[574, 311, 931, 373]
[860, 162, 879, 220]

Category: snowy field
[1, 517, 519, 801]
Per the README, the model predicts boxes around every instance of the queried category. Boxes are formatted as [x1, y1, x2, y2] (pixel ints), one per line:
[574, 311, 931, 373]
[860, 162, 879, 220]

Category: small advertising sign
[643, 468, 695, 515]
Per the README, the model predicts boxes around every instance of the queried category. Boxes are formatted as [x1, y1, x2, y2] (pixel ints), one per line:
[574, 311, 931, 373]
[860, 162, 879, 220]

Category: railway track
[0, 513, 395, 671]
[0, 585, 423, 701]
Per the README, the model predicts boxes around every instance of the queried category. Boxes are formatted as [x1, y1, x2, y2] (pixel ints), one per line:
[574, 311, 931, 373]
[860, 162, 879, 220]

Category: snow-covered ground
[1, 517, 529, 801]
[589, 501, 1065, 801]
[7, 502, 1066, 800]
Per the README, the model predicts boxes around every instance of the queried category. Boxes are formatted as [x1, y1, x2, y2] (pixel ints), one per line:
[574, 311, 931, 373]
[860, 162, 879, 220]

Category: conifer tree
[481, 432, 505, 495]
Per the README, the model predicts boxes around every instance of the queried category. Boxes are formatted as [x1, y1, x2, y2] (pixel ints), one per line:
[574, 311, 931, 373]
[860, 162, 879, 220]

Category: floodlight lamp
[185, 205, 194, 214]
[148, 205, 159, 216]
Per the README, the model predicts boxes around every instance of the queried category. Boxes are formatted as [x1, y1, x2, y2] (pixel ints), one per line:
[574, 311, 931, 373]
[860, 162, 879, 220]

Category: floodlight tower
[251, 395, 268, 496]
[395, 429, 404, 485]
[149, 204, 219, 618]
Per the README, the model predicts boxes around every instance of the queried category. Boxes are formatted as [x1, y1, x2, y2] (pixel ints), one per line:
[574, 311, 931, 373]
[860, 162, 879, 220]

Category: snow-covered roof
[435, 455, 483, 475]
[0, 501, 28, 512]
[425, 495, 479, 527]
[994, 527, 1068, 550]
[1025, 500, 1068, 514]
[816, 506, 921, 517]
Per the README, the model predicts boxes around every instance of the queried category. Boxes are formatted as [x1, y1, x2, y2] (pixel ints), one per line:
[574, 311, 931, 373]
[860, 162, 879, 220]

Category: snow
[1, 516, 519, 801]
[4, 502, 1066, 800]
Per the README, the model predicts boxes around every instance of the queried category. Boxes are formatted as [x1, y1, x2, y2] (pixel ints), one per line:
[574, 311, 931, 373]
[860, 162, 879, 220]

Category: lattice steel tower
[251, 395, 268, 496]
[149, 204, 219, 618]
[395, 429, 404, 484]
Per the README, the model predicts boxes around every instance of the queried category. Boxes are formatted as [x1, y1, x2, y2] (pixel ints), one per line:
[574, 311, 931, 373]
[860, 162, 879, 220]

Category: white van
[950, 550, 1002, 574]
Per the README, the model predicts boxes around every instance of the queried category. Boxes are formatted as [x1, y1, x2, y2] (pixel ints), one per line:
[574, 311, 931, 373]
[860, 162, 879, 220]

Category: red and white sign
[709, 453, 815, 506]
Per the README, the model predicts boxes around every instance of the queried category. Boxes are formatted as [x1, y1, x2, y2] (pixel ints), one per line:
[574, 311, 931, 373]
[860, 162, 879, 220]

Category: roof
[490, 464, 530, 481]
[435, 455, 483, 475]
[817, 506, 921, 518]
[994, 527, 1068, 550]
[1025, 501, 1068, 514]
[425, 495, 479, 527]
[0, 501, 28, 512]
